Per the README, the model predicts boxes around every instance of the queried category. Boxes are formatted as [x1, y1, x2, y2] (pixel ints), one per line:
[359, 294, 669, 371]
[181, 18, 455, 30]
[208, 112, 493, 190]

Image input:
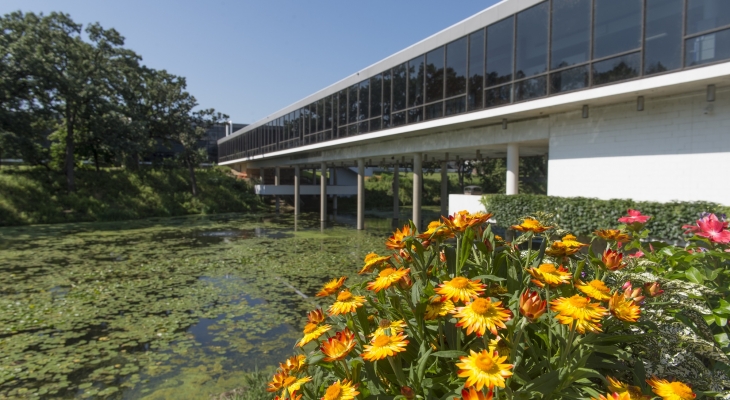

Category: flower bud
[643, 281, 664, 297]
[519, 290, 547, 322]
[622, 282, 645, 304]
[439, 250, 446, 263]
[602, 249, 626, 271]
[400, 386, 416, 400]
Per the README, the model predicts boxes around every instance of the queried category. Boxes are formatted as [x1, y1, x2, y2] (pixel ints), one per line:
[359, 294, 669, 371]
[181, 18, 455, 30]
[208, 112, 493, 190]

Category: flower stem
[387, 356, 407, 386]
[545, 285, 552, 365]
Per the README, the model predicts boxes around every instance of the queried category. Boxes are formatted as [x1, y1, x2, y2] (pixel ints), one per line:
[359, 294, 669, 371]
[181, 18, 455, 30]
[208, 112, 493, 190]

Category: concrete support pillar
[413, 153, 422, 231]
[392, 163, 400, 221]
[274, 166, 280, 213]
[357, 159, 365, 230]
[440, 154, 448, 217]
[320, 162, 327, 222]
[506, 143, 519, 195]
[294, 165, 301, 216]
[331, 168, 338, 215]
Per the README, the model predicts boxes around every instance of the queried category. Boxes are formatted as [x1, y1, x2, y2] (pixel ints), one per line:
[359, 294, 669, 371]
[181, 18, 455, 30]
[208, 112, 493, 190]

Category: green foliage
[483, 194, 730, 241]
[0, 167, 262, 226]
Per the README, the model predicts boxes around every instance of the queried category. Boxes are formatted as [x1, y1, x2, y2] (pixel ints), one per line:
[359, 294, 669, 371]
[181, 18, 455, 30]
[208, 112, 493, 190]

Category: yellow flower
[316, 276, 347, 297]
[452, 297, 512, 337]
[436, 277, 486, 303]
[266, 370, 312, 396]
[591, 393, 632, 400]
[361, 331, 409, 361]
[296, 322, 331, 347]
[442, 210, 492, 232]
[371, 319, 407, 338]
[545, 234, 587, 257]
[366, 267, 411, 292]
[306, 308, 325, 324]
[488, 337, 511, 359]
[607, 376, 651, 399]
[425, 295, 455, 320]
[550, 295, 608, 334]
[646, 376, 696, 400]
[595, 229, 631, 243]
[279, 354, 307, 374]
[456, 349, 513, 390]
[359, 252, 391, 274]
[418, 220, 455, 240]
[608, 291, 641, 323]
[321, 328, 356, 362]
[328, 290, 366, 316]
[322, 379, 359, 400]
[386, 225, 412, 249]
[526, 264, 572, 288]
[576, 279, 612, 301]
[458, 387, 494, 400]
[511, 218, 551, 233]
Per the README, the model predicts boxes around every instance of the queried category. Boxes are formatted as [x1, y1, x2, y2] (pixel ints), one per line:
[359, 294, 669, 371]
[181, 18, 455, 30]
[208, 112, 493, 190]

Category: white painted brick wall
[548, 87, 730, 205]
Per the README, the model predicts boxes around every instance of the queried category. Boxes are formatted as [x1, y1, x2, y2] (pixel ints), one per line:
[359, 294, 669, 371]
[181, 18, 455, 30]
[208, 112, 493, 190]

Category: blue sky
[2, 1, 499, 124]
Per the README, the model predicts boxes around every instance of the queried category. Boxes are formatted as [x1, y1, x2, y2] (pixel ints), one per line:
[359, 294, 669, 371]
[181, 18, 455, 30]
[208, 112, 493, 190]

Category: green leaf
[472, 274, 506, 282]
[685, 267, 705, 284]
[432, 350, 467, 358]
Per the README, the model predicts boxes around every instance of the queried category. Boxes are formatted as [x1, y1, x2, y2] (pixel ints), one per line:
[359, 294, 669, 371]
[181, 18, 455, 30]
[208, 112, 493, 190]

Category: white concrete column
[331, 168, 338, 215]
[274, 166, 280, 213]
[413, 153, 422, 231]
[294, 165, 301, 216]
[506, 143, 519, 195]
[392, 163, 399, 221]
[357, 159, 365, 230]
[440, 154, 448, 217]
[320, 162, 327, 222]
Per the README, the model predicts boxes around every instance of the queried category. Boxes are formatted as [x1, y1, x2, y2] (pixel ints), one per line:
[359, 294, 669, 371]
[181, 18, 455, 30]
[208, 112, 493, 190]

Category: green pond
[0, 211, 440, 399]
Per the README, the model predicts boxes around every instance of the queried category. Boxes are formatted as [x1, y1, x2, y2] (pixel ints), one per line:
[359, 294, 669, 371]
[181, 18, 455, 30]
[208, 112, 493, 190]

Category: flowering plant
[267, 210, 730, 399]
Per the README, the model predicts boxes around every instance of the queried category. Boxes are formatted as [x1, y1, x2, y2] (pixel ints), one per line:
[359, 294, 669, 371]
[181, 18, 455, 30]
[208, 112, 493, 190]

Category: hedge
[481, 194, 730, 241]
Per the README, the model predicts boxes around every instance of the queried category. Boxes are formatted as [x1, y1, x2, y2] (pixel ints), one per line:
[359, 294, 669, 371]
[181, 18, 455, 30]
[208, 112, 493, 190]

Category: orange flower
[316, 277, 347, 297]
[452, 297, 512, 337]
[418, 220, 454, 240]
[279, 355, 307, 374]
[457, 387, 494, 400]
[306, 309, 325, 324]
[511, 218, 551, 233]
[602, 249, 626, 271]
[591, 393, 631, 400]
[321, 328, 356, 362]
[425, 295, 455, 320]
[328, 290, 366, 315]
[575, 279, 612, 301]
[551, 295, 608, 334]
[359, 252, 391, 274]
[296, 322, 331, 347]
[519, 290, 547, 322]
[545, 234, 587, 257]
[442, 210, 492, 232]
[322, 379, 359, 400]
[386, 225, 412, 249]
[643, 282, 664, 297]
[526, 264, 572, 287]
[607, 376, 651, 399]
[267, 370, 312, 396]
[646, 376, 695, 399]
[456, 349, 513, 390]
[361, 331, 409, 361]
[595, 229, 631, 243]
[436, 277, 486, 303]
[608, 291, 641, 323]
[367, 267, 411, 292]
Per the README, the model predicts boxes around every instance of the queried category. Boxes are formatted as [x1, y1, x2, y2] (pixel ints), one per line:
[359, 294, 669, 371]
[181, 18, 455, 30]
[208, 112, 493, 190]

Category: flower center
[324, 383, 341, 400]
[337, 291, 353, 301]
[569, 296, 589, 308]
[373, 335, 391, 347]
[474, 354, 495, 371]
[589, 280, 607, 291]
[303, 323, 318, 334]
[380, 268, 395, 277]
[449, 277, 469, 289]
[470, 298, 491, 315]
[539, 264, 557, 273]
[283, 376, 297, 386]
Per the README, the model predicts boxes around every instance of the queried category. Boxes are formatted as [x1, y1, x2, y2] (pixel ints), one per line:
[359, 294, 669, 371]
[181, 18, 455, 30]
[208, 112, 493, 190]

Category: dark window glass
[425, 102, 443, 120]
[302, 107, 310, 135]
[393, 64, 407, 111]
[487, 17, 514, 86]
[392, 111, 406, 127]
[516, 2, 548, 78]
[426, 47, 445, 103]
[310, 103, 317, 133]
[338, 90, 347, 126]
[348, 124, 357, 136]
[685, 28, 730, 66]
[445, 96, 466, 116]
[485, 84, 512, 108]
[358, 121, 369, 134]
[293, 109, 301, 140]
[551, 0, 591, 69]
[408, 107, 423, 124]
[645, 0, 683, 75]
[325, 96, 333, 130]
[317, 99, 325, 131]
[550, 65, 589, 93]
[687, 0, 730, 34]
[593, 0, 642, 59]
[408, 55, 425, 107]
[592, 52, 641, 85]
[370, 74, 382, 117]
[468, 30, 485, 110]
[382, 70, 391, 127]
[348, 84, 358, 124]
[359, 80, 369, 121]
[446, 37, 467, 98]
[370, 117, 381, 132]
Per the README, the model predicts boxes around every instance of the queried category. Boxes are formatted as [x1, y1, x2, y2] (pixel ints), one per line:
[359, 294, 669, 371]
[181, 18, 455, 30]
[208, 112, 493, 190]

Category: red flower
[682, 213, 730, 244]
[618, 209, 650, 224]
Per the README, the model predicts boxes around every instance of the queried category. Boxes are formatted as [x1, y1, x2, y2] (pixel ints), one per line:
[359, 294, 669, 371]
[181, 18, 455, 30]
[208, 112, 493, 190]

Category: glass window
[359, 80, 369, 121]
[292, 109, 301, 140]
[687, 0, 730, 35]
[392, 111, 406, 127]
[302, 107, 310, 135]
[550, 65, 589, 94]
[593, 0, 642, 59]
[468, 29, 485, 110]
[686, 28, 730, 66]
[370, 74, 382, 117]
[310, 103, 317, 134]
[338, 90, 347, 126]
[408, 107, 423, 124]
[382, 70, 391, 128]
[325, 96, 332, 130]
[551, 0, 591, 69]
[592, 52, 641, 85]
[426, 47, 445, 103]
[645, 0, 683, 75]
[446, 37, 467, 98]
[358, 121, 369, 134]
[487, 17, 514, 87]
[515, 2, 548, 78]
[317, 99, 325, 131]
[425, 102, 443, 120]
[348, 124, 357, 136]
[445, 96, 466, 116]
[348, 84, 358, 124]
[393, 63, 407, 112]
[408, 55, 425, 107]
[370, 117, 381, 132]
[485, 84, 512, 108]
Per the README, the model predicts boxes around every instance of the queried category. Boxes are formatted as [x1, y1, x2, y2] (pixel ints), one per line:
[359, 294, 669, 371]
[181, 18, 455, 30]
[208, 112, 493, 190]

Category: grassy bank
[0, 167, 262, 226]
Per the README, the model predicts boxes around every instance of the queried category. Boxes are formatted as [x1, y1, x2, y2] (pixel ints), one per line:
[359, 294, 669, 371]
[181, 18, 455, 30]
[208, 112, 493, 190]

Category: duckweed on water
[0, 213, 386, 399]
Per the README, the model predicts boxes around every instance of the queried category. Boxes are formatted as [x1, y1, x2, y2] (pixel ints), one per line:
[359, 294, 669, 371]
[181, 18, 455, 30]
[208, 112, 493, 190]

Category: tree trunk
[187, 157, 198, 197]
[65, 116, 76, 192]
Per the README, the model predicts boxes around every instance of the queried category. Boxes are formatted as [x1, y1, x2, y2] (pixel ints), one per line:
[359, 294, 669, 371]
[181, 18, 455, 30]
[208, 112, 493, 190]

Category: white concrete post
[440, 156, 448, 217]
[332, 168, 338, 214]
[392, 163, 399, 221]
[275, 166, 280, 213]
[506, 143, 519, 195]
[357, 159, 365, 230]
[413, 153, 422, 231]
[320, 162, 327, 222]
[294, 165, 301, 216]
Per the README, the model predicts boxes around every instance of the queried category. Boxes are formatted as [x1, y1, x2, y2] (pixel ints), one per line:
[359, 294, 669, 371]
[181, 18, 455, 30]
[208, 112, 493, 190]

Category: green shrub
[482, 194, 730, 241]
